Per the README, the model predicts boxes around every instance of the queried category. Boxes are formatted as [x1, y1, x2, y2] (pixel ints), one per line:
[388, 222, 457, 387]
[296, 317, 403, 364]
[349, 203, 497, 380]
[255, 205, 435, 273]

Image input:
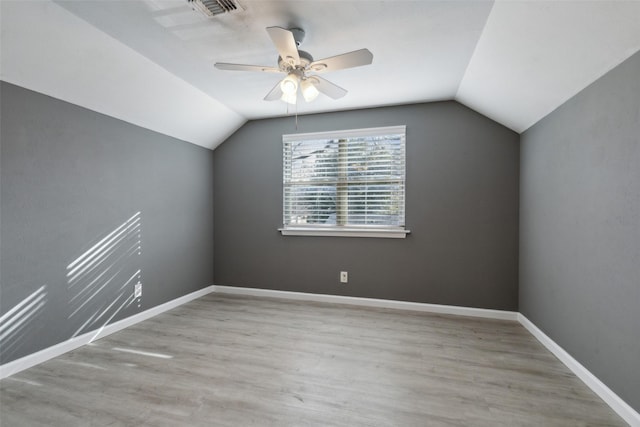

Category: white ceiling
[2, 0, 640, 150]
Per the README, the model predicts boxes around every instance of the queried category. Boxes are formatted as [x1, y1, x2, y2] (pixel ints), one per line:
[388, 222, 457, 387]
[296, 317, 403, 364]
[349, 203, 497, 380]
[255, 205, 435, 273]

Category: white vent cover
[188, 0, 243, 17]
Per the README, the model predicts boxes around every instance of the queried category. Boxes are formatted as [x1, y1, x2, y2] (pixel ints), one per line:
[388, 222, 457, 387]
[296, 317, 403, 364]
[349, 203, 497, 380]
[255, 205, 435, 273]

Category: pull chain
[285, 99, 299, 131]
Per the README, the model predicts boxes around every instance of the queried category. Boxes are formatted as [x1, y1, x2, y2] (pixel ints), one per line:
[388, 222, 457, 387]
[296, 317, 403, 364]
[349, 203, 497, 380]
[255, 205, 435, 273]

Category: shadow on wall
[66, 211, 143, 341]
[0, 212, 144, 363]
[0, 285, 48, 361]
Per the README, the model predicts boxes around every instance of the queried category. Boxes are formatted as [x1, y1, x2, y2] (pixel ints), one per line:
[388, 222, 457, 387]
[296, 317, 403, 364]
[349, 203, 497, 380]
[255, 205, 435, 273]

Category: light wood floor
[0, 293, 627, 426]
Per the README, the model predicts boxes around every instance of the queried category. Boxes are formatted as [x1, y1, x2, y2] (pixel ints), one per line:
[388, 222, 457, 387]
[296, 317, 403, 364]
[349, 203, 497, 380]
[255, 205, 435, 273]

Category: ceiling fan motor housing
[278, 50, 313, 72]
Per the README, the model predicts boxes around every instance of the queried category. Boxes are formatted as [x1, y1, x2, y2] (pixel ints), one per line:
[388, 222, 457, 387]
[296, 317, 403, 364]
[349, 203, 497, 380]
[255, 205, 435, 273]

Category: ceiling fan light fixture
[280, 72, 299, 95]
[280, 91, 297, 105]
[301, 78, 319, 102]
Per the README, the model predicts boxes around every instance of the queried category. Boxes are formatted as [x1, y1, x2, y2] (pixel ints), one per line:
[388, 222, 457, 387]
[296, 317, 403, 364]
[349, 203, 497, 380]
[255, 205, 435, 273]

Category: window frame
[279, 125, 410, 239]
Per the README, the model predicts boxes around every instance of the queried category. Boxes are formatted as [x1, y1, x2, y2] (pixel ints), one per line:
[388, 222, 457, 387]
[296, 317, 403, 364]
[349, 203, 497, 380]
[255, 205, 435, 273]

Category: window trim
[280, 125, 409, 239]
[278, 226, 410, 239]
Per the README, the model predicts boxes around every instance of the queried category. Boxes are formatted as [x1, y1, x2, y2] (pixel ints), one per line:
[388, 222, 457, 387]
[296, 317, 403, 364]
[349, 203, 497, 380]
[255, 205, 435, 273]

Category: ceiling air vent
[188, 0, 242, 17]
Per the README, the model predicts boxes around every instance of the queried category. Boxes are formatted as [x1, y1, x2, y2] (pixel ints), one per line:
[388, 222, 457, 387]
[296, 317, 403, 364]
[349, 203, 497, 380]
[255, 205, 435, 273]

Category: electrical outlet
[134, 282, 142, 298]
[340, 271, 348, 283]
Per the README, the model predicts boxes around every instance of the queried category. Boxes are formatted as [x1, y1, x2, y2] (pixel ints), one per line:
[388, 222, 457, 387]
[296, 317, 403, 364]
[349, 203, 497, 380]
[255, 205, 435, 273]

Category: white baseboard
[212, 285, 519, 321]
[0, 285, 215, 380]
[518, 314, 640, 427]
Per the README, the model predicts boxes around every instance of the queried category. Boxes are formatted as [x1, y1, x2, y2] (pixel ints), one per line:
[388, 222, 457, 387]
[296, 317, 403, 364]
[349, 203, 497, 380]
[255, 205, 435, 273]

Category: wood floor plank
[0, 293, 628, 426]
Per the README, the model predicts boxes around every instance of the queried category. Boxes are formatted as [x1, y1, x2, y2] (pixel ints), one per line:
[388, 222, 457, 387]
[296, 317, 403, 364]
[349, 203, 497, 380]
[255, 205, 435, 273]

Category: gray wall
[0, 82, 214, 364]
[214, 102, 519, 310]
[520, 51, 640, 411]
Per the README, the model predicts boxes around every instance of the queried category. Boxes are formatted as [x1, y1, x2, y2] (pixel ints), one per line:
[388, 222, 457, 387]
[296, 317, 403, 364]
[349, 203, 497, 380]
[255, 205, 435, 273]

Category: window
[281, 125, 409, 238]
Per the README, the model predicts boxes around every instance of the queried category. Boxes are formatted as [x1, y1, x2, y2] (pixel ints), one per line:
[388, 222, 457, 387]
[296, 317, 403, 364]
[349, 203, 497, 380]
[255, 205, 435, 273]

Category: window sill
[279, 227, 410, 239]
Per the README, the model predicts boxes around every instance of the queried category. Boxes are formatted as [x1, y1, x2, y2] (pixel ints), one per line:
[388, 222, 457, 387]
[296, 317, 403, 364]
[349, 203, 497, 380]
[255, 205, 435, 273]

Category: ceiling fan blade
[309, 49, 373, 73]
[311, 76, 347, 99]
[215, 63, 281, 73]
[266, 26, 300, 66]
[264, 80, 284, 101]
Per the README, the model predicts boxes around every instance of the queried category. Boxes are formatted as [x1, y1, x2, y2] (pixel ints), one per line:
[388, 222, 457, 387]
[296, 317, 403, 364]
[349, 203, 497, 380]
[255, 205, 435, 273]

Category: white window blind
[281, 126, 408, 238]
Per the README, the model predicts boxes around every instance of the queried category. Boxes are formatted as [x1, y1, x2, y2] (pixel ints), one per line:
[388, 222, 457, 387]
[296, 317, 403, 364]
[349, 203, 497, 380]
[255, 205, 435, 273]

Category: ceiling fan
[214, 27, 373, 105]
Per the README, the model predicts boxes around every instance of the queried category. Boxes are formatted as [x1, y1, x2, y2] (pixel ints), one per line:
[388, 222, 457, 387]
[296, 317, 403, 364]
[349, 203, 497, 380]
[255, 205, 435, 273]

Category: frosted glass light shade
[280, 73, 299, 95]
[281, 92, 297, 104]
[301, 78, 319, 102]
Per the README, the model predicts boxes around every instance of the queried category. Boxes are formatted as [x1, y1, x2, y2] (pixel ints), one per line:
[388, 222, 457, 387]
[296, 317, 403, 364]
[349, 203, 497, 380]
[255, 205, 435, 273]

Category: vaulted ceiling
[2, 0, 640, 149]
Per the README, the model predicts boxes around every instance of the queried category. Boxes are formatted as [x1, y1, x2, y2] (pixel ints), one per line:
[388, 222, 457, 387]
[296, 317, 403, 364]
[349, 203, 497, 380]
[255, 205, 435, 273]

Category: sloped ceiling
[2, 0, 640, 150]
